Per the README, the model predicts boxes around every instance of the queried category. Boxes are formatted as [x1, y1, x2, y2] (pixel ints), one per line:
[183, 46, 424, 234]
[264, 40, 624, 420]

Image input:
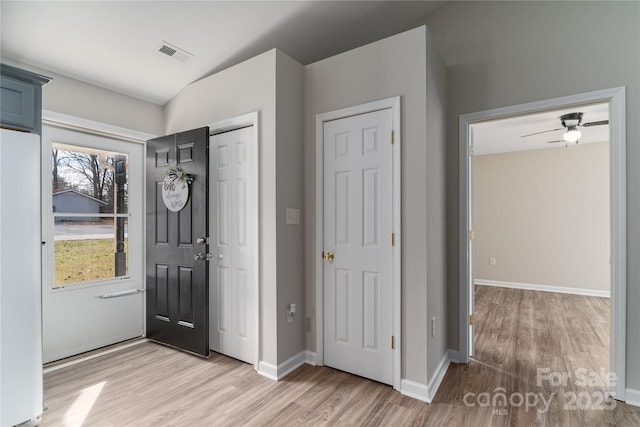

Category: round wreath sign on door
[161, 166, 193, 212]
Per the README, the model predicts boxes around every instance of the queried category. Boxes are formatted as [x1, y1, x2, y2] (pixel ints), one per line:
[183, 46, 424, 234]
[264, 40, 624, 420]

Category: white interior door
[209, 126, 256, 364]
[323, 108, 394, 385]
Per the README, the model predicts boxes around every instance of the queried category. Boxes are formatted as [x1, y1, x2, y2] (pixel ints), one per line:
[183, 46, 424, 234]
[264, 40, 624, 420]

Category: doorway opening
[469, 101, 612, 407]
[459, 87, 626, 400]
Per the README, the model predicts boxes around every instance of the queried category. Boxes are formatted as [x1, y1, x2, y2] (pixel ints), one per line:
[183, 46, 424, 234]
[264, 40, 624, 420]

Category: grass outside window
[54, 238, 128, 286]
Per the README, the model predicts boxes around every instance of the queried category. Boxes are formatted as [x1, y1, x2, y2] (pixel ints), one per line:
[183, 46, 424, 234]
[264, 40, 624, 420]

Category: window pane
[51, 143, 129, 287]
[53, 217, 128, 286]
[52, 144, 128, 215]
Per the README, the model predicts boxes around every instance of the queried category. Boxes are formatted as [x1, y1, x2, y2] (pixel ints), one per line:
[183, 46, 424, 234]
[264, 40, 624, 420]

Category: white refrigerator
[0, 129, 43, 426]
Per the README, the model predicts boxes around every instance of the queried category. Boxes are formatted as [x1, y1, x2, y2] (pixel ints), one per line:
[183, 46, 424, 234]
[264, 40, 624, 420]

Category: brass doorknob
[323, 251, 334, 262]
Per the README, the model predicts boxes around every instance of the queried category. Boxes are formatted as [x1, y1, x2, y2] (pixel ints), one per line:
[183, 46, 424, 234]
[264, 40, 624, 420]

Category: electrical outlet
[287, 303, 296, 323]
[490, 257, 497, 266]
[431, 316, 436, 337]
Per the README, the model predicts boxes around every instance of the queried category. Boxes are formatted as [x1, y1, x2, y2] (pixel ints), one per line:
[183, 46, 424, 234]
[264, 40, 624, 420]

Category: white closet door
[323, 108, 394, 385]
[210, 126, 256, 364]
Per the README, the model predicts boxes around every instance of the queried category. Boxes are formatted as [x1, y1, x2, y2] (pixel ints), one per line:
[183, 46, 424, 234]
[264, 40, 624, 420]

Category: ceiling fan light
[563, 129, 582, 143]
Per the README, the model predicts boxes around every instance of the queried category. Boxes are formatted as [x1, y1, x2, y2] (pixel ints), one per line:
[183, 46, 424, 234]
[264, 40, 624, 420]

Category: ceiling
[0, 1, 445, 105]
[471, 102, 610, 156]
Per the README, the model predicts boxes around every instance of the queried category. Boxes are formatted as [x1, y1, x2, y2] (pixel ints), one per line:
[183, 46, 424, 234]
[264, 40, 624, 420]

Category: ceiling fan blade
[546, 140, 564, 144]
[520, 127, 564, 138]
[581, 120, 609, 127]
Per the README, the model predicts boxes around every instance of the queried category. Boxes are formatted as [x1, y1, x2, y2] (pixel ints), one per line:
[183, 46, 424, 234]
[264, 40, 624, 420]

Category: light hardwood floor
[42, 287, 640, 426]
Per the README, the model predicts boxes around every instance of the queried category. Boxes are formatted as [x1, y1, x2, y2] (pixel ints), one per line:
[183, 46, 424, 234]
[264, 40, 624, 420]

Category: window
[52, 143, 129, 286]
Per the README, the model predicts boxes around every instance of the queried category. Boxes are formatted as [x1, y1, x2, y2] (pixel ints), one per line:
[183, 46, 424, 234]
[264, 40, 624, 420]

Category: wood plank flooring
[431, 285, 639, 426]
[41, 286, 640, 426]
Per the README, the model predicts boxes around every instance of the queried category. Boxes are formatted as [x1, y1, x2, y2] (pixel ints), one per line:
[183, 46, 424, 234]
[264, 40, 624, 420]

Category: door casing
[458, 87, 627, 400]
[315, 97, 401, 390]
[208, 111, 260, 371]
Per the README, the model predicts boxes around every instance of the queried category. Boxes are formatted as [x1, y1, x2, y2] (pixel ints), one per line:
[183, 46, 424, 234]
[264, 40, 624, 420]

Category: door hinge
[469, 145, 474, 156]
[391, 233, 395, 246]
[321, 251, 325, 260]
[469, 230, 475, 241]
[391, 335, 395, 349]
[391, 131, 394, 145]
[469, 314, 475, 326]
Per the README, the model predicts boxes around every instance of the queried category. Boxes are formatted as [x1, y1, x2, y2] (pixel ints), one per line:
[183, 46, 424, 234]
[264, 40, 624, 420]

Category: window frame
[42, 118, 149, 293]
[51, 144, 130, 289]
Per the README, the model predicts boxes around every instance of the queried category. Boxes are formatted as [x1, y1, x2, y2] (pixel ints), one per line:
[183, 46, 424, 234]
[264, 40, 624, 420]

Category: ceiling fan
[520, 112, 609, 144]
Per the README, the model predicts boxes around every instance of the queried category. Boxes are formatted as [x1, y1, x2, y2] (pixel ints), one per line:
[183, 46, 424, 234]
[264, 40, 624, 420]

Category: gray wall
[164, 49, 307, 366]
[421, 0, 640, 392]
[164, 50, 280, 366]
[275, 50, 306, 362]
[473, 143, 610, 292]
[424, 28, 448, 382]
[0, 58, 163, 136]
[304, 26, 447, 386]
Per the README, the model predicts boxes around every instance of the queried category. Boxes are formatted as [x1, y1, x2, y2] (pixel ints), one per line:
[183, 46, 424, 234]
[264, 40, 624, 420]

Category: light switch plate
[286, 208, 300, 225]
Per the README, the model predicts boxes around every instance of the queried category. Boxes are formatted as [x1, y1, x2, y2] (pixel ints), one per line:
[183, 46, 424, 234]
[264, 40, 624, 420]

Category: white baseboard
[257, 361, 279, 381]
[426, 350, 453, 402]
[447, 349, 460, 364]
[400, 350, 454, 403]
[475, 279, 610, 298]
[626, 388, 640, 407]
[304, 350, 317, 366]
[400, 379, 430, 402]
[258, 350, 308, 381]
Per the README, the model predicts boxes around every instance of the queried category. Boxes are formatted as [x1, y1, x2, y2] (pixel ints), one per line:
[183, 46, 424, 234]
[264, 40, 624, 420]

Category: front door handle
[194, 252, 213, 261]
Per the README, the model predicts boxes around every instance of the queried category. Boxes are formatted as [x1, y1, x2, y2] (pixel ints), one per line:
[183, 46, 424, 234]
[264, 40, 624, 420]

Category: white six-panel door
[323, 108, 394, 385]
[209, 126, 255, 364]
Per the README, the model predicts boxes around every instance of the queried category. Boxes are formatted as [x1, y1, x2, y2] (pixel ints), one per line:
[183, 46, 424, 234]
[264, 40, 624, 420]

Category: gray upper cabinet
[0, 64, 51, 135]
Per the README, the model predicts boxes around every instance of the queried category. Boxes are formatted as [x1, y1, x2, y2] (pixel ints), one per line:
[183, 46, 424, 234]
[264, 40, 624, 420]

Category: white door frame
[458, 87, 627, 399]
[315, 97, 401, 390]
[208, 111, 260, 371]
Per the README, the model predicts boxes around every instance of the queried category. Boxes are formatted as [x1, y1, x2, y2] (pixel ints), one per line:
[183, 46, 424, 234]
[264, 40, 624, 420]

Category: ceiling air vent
[157, 41, 194, 63]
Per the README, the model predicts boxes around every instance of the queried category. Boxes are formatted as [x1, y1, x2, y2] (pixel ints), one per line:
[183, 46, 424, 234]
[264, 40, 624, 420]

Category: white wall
[0, 58, 163, 136]
[421, 0, 640, 392]
[473, 143, 610, 292]
[304, 26, 447, 386]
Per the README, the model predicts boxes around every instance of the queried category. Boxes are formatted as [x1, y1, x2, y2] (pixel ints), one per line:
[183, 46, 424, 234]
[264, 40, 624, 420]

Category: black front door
[146, 127, 209, 356]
